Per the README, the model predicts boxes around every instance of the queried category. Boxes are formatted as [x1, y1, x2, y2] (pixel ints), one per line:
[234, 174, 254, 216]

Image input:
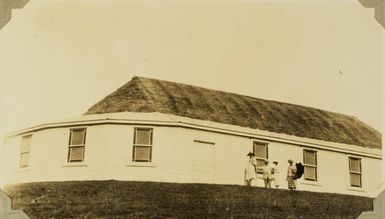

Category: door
[193, 143, 215, 183]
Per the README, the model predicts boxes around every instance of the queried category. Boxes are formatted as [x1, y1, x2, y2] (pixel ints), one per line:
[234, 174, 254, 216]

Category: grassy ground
[4, 180, 373, 219]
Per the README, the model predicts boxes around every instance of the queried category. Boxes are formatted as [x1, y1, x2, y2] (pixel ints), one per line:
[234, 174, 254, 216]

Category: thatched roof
[85, 77, 381, 149]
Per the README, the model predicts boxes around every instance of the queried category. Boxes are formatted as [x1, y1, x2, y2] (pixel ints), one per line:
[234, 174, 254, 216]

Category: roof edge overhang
[4, 112, 382, 159]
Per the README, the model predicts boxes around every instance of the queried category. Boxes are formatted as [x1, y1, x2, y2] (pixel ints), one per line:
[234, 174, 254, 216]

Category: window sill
[126, 163, 157, 168]
[16, 167, 31, 172]
[347, 187, 366, 193]
[301, 181, 322, 187]
[62, 163, 88, 167]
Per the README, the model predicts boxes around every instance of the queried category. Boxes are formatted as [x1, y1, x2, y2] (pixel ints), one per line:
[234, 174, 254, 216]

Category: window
[303, 150, 317, 181]
[253, 142, 268, 173]
[68, 128, 86, 162]
[132, 128, 153, 162]
[20, 135, 32, 168]
[349, 157, 362, 187]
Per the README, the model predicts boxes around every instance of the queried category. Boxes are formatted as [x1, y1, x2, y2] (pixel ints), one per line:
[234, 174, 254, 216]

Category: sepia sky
[0, 0, 384, 142]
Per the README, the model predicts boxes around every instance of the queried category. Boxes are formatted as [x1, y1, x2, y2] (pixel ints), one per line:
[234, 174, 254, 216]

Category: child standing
[271, 161, 280, 188]
[261, 160, 272, 188]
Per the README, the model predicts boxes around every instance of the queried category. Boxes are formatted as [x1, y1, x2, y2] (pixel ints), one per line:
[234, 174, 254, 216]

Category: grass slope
[5, 180, 373, 219]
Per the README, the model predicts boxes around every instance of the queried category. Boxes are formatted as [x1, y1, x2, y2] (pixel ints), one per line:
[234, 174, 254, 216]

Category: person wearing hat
[286, 159, 297, 190]
[244, 152, 257, 187]
[260, 160, 273, 188]
[271, 161, 280, 188]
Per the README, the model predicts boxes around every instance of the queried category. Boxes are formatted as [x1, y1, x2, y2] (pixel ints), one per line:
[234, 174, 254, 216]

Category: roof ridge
[135, 77, 366, 120]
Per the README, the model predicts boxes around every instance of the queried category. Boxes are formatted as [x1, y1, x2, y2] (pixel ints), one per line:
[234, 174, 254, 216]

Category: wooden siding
[2, 124, 382, 197]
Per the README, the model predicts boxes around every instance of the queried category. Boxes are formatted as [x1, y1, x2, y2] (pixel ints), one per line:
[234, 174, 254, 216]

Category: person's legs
[288, 178, 294, 190]
[272, 179, 279, 188]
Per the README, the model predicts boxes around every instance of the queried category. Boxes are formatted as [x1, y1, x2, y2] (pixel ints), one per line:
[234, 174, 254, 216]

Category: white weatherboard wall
[2, 121, 382, 198]
[179, 127, 382, 197]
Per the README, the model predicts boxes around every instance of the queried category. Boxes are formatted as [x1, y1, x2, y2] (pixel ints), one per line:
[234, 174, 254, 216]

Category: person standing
[244, 152, 256, 186]
[261, 160, 272, 188]
[271, 161, 280, 188]
[286, 159, 297, 190]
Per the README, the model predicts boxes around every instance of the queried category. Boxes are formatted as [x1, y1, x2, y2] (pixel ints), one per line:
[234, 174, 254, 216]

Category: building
[2, 77, 382, 197]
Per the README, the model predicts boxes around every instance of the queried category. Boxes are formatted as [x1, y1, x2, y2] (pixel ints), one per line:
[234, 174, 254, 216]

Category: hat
[247, 152, 255, 157]
[273, 161, 278, 165]
[288, 159, 293, 163]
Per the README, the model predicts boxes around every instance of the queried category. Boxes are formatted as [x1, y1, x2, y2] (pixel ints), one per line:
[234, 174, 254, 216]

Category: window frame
[348, 156, 362, 188]
[303, 149, 318, 181]
[132, 127, 153, 163]
[19, 134, 32, 168]
[252, 141, 268, 174]
[67, 128, 87, 163]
